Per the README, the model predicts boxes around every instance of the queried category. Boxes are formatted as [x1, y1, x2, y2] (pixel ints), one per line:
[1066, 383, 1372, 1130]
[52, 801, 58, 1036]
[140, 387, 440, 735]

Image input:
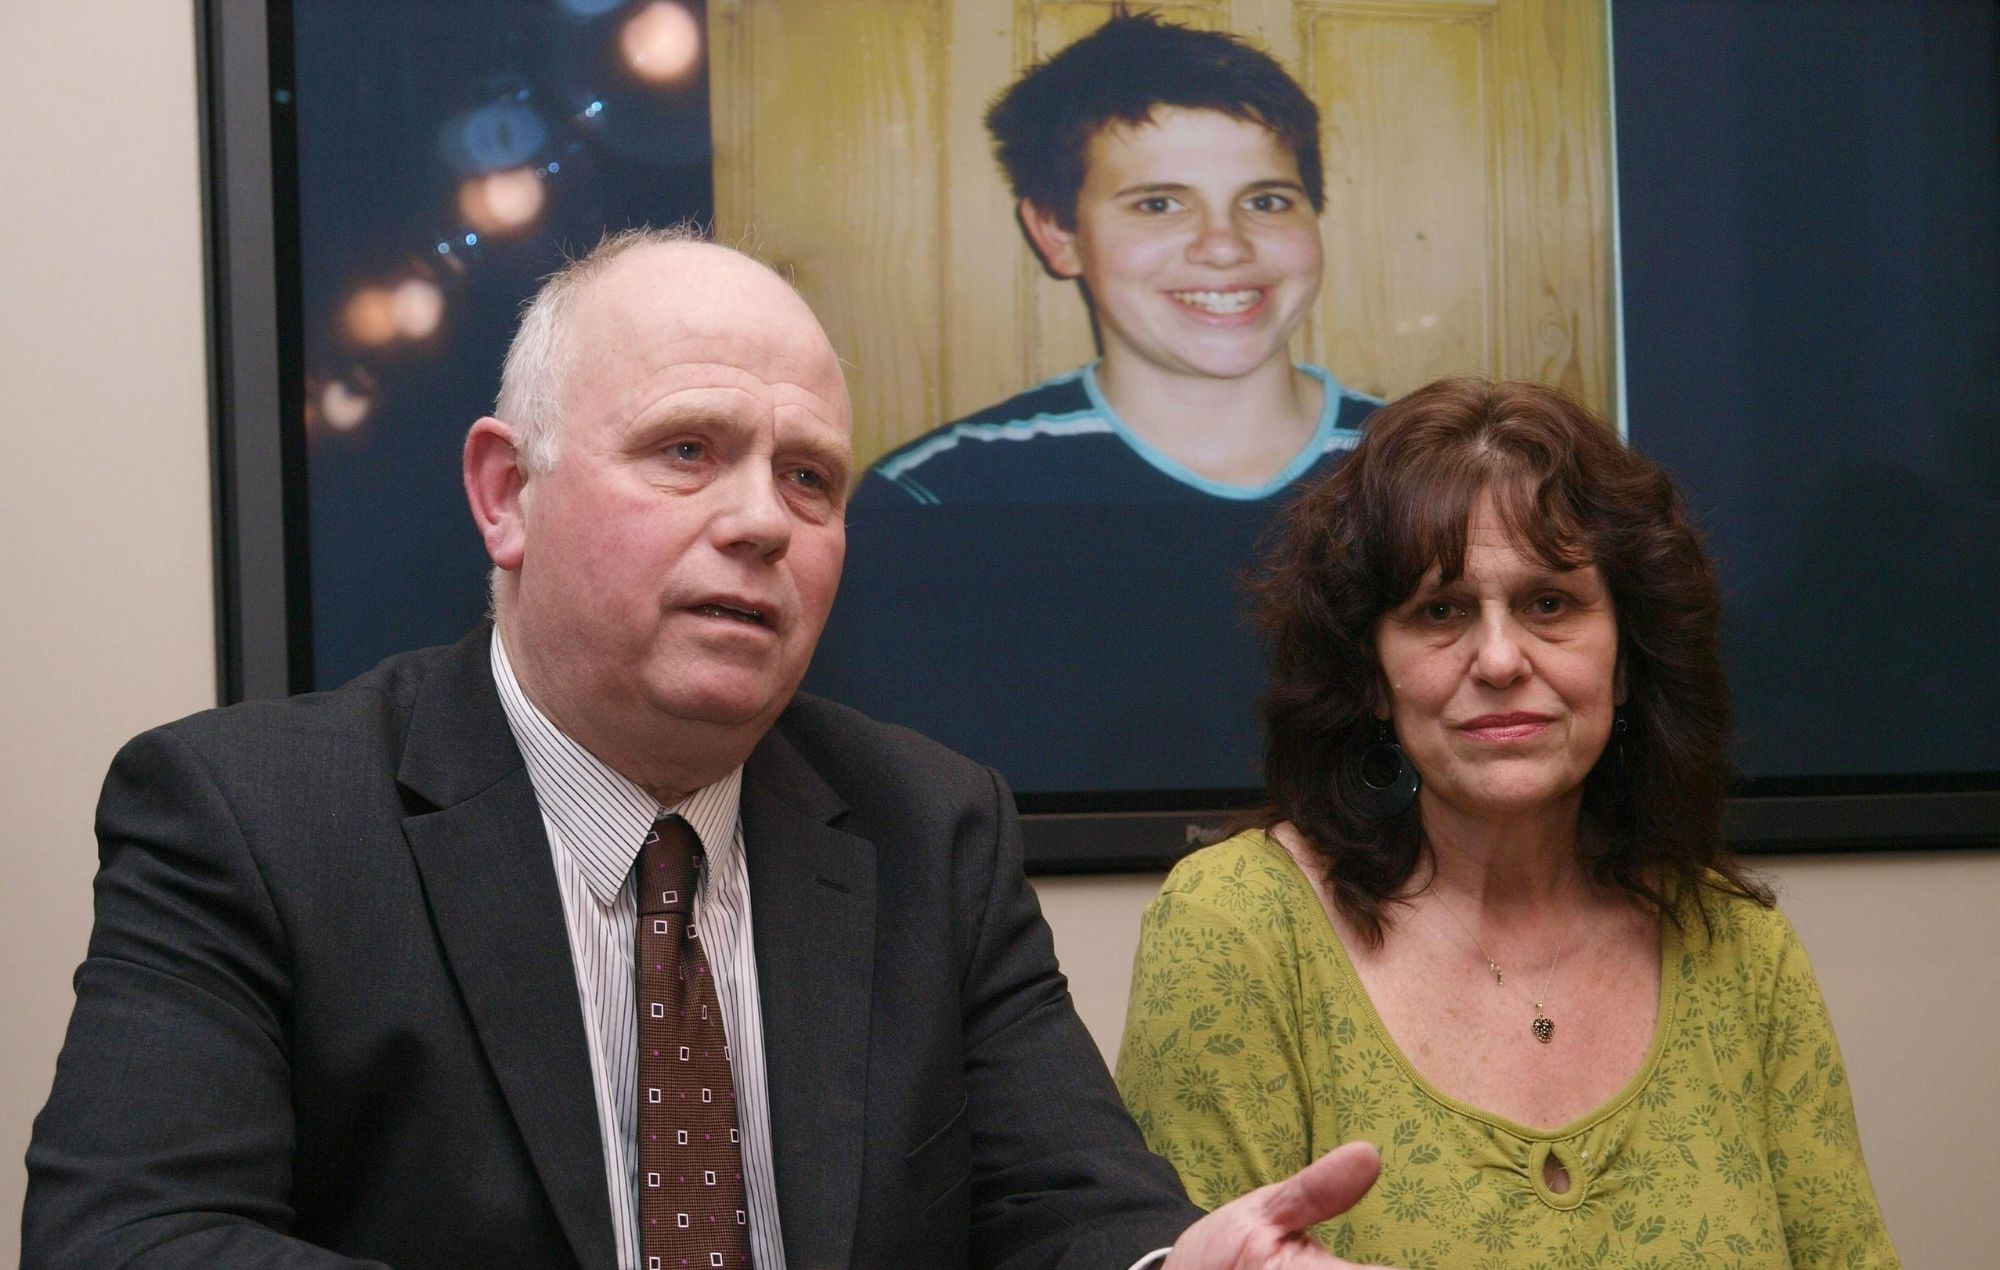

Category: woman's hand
[1163, 1140, 1400, 1269]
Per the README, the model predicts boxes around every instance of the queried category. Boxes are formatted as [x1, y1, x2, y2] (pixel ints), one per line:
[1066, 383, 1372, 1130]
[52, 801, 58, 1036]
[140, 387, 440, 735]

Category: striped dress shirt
[492, 636, 787, 1270]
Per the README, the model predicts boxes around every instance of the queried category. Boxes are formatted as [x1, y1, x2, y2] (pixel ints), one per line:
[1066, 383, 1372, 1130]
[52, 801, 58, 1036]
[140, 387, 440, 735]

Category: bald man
[26, 230, 1389, 1270]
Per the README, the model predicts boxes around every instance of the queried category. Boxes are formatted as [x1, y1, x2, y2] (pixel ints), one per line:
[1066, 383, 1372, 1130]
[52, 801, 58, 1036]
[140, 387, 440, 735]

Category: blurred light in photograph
[620, 2, 701, 85]
[392, 279, 445, 339]
[341, 287, 399, 347]
[457, 166, 546, 235]
[444, 97, 548, 174]
[320, 380, 372, 432]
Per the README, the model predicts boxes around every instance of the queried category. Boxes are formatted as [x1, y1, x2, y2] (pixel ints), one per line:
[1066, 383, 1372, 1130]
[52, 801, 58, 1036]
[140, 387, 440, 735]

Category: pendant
[1532, 1013, 1555, 1044]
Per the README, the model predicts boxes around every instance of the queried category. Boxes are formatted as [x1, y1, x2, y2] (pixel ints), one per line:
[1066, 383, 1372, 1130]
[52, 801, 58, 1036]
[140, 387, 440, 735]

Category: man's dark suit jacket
[24, 629, 1198, 1268]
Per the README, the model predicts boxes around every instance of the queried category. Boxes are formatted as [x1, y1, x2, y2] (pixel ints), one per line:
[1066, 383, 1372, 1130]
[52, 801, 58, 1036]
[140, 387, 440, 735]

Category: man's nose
[714, 465, 793, 559]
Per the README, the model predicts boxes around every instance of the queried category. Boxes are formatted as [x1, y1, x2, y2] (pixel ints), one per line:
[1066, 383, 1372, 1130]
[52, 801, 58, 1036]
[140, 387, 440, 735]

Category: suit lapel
[742, 724, 876, 1270]
[397, 630, 616, 1270]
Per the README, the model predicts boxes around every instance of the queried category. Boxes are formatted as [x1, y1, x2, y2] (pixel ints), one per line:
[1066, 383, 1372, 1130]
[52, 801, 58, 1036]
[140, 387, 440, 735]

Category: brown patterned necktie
[637, 816, 753, 1270]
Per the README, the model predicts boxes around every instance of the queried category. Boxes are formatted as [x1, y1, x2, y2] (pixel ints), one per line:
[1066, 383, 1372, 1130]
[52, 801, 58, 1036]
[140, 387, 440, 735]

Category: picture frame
[200, 0, 2000, 871]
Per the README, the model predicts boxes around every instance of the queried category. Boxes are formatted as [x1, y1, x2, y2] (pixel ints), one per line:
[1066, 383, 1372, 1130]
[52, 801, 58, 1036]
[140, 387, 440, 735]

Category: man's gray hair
[493, 222, 719, 472]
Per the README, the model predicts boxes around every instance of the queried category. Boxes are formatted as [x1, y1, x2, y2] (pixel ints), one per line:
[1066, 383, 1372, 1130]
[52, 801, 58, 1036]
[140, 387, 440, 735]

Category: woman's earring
[1604, 706, 1632, 779]
[1595, 706, 1635, 814]
[1342, 720, 1420, 819]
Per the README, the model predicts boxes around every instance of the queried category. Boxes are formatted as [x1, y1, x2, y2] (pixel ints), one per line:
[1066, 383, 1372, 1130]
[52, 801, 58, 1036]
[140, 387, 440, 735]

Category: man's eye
[1135, 196, 1181, 214]
[668, 441, 707, 462]
[785, 466, 830, 492]
[1246, 193, 1292, 213]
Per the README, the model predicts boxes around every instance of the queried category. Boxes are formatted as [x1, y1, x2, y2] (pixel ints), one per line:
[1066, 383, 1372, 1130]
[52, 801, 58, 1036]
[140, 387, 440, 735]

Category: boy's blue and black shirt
[803, 362, 1380, 797]
[857, 363, 1376, 505]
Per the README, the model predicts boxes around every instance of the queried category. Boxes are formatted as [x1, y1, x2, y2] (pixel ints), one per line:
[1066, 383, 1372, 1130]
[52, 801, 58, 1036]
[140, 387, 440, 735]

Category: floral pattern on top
[1115, 831, 1899, 1269]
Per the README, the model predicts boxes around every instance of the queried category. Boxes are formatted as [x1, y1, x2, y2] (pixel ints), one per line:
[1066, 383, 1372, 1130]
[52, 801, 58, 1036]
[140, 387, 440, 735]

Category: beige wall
[1040, 853, 2000, 1270]
[0, 4, 1991, 1269]
[0, 2, 217, 1262]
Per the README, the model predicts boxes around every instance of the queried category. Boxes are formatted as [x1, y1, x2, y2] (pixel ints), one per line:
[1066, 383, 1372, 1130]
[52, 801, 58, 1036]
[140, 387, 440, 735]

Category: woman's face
[1374, 493, 1623, 827]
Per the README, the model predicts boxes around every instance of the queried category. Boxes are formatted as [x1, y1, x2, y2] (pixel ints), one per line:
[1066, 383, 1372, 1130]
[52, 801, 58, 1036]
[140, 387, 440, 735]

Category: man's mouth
[1170, 287, 1265, 316]
[695, 602, 768, 627]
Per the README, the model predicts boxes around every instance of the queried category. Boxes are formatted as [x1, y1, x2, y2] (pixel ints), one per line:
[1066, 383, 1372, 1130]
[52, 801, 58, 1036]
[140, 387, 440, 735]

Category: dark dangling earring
[1341, 720, 1420, 819]
[1598, 706, 1635, 815]
[1602, 706, 1632, 781]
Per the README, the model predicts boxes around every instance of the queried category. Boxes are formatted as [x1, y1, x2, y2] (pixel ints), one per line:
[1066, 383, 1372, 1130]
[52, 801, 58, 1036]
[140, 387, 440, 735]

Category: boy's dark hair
[986, 9, 1324, 228]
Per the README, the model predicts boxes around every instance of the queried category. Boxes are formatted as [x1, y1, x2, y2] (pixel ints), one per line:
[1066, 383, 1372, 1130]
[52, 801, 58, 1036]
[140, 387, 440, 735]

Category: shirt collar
[491, 631, 743, 907]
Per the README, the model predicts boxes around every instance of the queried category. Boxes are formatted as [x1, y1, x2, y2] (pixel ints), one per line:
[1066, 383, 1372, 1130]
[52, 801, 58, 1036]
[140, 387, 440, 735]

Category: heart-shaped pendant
[1532, 1014, 1555, 1044]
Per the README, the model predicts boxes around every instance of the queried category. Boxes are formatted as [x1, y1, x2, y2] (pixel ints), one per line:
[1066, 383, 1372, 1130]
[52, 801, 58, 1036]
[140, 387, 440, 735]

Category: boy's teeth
[1173, 288, 1262, 314]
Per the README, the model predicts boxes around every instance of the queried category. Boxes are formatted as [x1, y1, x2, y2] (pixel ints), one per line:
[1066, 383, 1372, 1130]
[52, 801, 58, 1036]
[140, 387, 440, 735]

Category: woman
[1116, 379, 1897, 1267]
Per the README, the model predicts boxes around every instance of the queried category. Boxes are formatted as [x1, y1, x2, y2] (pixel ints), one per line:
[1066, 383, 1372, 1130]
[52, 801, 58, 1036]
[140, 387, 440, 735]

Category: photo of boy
[805, 12, 1379, 797]
[863, 12, 1376, 505]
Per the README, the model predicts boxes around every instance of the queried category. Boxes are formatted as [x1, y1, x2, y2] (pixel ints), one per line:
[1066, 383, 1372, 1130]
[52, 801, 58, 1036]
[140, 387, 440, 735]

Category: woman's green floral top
[1115, 831, 1898, 1269]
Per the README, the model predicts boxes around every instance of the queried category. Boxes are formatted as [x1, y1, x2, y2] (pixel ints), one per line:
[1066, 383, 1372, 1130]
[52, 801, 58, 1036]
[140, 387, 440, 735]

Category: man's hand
[1162, 1141, 1398, 1269]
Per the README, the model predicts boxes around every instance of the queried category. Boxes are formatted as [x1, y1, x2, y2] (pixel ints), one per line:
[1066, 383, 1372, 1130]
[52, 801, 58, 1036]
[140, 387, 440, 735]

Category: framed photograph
[202, 0, 1998, 870]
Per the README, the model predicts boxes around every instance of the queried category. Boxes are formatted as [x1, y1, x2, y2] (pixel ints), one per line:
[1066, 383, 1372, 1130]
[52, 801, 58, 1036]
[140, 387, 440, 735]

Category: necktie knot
[639, 815, 700, 917]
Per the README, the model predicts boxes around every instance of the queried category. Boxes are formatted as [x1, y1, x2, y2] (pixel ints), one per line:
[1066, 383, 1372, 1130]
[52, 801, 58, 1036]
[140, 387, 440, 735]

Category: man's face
[501, 244, 851, 764]
[1034, 107, 1323, 384]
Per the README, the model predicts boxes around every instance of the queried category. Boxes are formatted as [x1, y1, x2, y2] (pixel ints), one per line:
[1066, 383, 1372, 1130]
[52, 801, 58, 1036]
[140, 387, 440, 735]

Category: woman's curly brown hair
[1249, 377, 1769, 945]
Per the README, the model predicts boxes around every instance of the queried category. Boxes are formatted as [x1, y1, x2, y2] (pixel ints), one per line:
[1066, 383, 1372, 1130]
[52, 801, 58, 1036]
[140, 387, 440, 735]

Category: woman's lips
[1458, 713, 1554, 742]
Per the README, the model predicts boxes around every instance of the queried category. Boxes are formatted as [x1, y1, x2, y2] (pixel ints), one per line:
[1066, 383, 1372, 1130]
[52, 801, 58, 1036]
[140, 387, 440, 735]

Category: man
[807, 12, 1378, 796]
[26, 230, 1389, 1268]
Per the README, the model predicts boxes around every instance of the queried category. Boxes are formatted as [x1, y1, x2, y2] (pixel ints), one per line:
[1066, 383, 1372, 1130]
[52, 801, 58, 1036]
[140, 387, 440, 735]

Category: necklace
[1431, 893, 1564, 1044]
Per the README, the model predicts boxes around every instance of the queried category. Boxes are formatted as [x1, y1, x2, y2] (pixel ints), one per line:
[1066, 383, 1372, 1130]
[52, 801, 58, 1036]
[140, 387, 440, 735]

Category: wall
[0, 2, 217, 1262]
[1039, 853, 2000, 1270]
[0, 4, 1991, 1268]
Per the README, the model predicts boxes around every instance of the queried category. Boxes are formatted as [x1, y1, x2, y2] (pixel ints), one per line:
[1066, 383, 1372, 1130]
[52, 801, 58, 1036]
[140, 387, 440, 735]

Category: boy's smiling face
[1024, 106, 1323, 386]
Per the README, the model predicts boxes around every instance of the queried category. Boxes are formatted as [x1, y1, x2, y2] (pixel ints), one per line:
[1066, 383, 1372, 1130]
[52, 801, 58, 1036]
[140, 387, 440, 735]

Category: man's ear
[1018, 198, 1084, 279]
[464, 416, 530, 571]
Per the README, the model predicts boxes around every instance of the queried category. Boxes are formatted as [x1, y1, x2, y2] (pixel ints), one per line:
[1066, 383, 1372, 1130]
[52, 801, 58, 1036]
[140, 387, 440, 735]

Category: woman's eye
[1531, 594, 1568, 616]
[1135, 196, 1181, 214]
[1421, 600, 1458, 622]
